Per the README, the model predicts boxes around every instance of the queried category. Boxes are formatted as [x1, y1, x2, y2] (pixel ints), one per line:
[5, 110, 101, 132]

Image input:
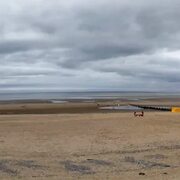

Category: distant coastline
[0, 91, 180, 102]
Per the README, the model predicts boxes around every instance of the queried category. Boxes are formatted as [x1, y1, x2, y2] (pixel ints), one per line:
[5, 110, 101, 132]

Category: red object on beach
[134, 111, 144, 117]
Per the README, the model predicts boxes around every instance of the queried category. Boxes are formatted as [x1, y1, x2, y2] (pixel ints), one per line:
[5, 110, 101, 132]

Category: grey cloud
[0, 0, 180, 91]
[0, 40, 36, 54]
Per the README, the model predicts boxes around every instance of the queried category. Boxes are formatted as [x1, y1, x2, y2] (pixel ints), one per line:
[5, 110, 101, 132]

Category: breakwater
[130, 104, 171, 111]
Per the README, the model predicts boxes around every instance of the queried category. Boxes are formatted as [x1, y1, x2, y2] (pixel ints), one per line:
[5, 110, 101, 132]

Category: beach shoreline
[0, 97, 179, 179]
[0, 97, 180, 114]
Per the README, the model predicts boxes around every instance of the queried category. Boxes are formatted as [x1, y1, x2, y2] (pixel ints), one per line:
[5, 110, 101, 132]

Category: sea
[0, 91, 180, 102]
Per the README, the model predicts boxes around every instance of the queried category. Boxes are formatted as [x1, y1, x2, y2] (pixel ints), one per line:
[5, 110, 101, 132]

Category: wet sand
[0, 97, 180, 114]
[0, 99, 179, 179]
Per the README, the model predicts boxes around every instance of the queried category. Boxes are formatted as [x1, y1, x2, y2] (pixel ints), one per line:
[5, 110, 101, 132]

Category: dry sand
[0, 99, 179, 179]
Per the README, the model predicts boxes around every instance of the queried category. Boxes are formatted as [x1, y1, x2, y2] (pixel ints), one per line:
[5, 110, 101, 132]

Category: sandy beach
[0, 97, 180, 114]
[0, 98, 179, 179]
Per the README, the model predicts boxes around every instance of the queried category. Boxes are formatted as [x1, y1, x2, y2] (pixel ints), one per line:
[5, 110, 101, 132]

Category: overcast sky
[0, 0, 180, 92]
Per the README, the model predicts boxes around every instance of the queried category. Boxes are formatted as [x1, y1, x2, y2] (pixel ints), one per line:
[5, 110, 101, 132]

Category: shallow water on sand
[99, 105, 143, 110]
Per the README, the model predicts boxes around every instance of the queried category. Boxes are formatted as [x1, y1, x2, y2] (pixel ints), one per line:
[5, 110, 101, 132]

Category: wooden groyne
[130, 104, 171, 111]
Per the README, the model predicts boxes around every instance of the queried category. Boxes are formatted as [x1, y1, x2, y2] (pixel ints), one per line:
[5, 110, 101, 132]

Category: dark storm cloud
[0, 0, 180, 91]
[0, 40, 46, 54]
[99, 64, 180, 82]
